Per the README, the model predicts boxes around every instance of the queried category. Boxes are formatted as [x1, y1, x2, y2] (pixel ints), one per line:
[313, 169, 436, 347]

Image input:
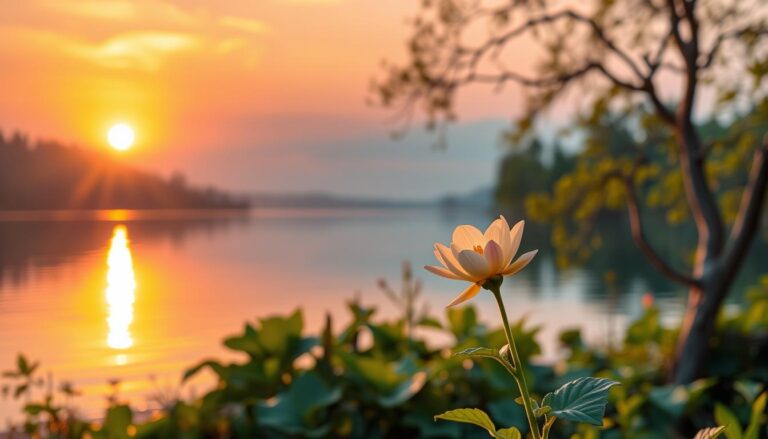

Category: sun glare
[107, 123, 135, 151]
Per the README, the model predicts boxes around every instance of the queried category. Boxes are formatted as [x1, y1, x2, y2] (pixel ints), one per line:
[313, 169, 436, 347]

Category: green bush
[4, 276, 768, 438]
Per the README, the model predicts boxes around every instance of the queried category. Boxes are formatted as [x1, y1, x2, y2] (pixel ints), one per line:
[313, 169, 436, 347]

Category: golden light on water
[105, 225, 136, 350]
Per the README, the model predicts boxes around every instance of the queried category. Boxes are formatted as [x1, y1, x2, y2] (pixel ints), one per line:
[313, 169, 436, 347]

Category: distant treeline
[495, 139, 575, 211]
[0, 131, 248, 210]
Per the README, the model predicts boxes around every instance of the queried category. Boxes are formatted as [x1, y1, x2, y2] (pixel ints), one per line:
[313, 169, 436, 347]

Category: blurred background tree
[372, 0, 768, 384]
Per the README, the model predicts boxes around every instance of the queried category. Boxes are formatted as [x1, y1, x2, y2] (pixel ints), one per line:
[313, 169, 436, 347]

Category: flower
[425, 216, 538, 307]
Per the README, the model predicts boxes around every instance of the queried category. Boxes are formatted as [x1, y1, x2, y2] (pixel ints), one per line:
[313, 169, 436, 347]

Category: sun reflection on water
[105, 225, 136, 350]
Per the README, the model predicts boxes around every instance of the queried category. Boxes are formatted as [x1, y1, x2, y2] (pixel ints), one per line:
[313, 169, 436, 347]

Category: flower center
[473, 244, 484, 254]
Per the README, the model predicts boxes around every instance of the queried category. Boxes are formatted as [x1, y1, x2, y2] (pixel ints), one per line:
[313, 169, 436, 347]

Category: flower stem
[490, 288, 542, 439]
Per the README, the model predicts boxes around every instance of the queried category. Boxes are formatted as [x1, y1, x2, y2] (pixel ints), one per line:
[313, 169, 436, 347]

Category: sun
[107, 123, 135, 151]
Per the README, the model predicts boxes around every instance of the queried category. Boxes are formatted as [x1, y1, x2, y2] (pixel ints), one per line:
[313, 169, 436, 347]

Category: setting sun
[107, 123, 135, 151]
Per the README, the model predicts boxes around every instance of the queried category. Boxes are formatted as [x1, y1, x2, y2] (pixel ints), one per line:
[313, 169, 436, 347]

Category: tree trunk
[673, 275, 728, 384]
[673, 142, 768, 384]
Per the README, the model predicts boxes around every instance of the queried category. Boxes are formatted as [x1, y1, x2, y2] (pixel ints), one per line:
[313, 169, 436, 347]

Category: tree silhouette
[0, 130, 248, 210]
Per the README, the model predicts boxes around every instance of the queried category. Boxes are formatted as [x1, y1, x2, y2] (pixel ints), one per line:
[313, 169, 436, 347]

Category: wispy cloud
[219, 16, 269, 34]
[21, 30, 199, 71]
[76, 31, 199, 70]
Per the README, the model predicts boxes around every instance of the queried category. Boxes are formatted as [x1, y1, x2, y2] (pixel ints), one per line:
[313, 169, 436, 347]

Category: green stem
[491, 288, 542, 439]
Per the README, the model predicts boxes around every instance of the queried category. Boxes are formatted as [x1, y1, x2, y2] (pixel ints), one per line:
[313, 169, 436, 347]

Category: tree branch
[700, 25, 768, 69]
[606, 171, 700, 287]
[721, 139, 768, 280]
[459, 9, 647, 85]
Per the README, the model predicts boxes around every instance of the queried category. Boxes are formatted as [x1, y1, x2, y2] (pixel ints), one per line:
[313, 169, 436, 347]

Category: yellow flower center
[473, 244, 484, 254]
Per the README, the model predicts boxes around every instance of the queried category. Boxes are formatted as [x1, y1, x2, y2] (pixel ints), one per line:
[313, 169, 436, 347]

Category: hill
[0, 131, 248, 210]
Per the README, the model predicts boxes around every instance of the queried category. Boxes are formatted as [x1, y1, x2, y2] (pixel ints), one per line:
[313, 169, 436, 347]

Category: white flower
[425, 216, 538, 307]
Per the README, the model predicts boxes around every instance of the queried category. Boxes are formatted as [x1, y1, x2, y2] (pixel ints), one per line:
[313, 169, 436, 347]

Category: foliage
[4, 274, 768, 438]
[524, 113, 768, 269]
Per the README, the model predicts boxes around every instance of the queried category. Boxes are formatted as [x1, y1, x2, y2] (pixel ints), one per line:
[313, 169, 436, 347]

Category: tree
[372, 0, 768, 384]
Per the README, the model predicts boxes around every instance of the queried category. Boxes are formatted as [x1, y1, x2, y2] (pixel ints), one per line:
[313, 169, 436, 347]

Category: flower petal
[484, 240, 504, 274]
[484, 216, 513, 263]
[502, 249, 538, 276]
[457, 249, 490, 280]
[446, 282, 482, 308]
[452, 225, 485, 251]
[435, 243, 471, 279]
[425, 265, 463, 280]
[508, 220, 525, 260]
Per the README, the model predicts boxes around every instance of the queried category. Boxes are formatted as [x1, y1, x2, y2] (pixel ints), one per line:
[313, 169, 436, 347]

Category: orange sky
[0, 0, 536, 197]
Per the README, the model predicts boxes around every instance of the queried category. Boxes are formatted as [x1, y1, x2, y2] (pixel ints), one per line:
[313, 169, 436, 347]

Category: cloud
[218, 16, 269, 34]
[82, 31, 199, 70]
[23, 30, 199, 71]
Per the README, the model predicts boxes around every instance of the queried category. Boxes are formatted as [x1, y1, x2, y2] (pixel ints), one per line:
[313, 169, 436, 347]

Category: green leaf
[14, 384, 28, 399]
[377, 371, 428, 408]
[103, 404, 133, 439]
[418, 316, 443, 329]
[182, 360, 226, 382]
[447, 306, 480, 340]
[734, 381, 762, 403]
[542, 377, 620, 425]
[744, 392, 767, 439]
[435, 408, 497, 437]
[694, 427, 728, 439]
[23, 404, 45, 415]
[17, 354, 29, 375]
[714, 403, 743, 439]
[496, 427, 522, 438]
[256, 371, 342, 438]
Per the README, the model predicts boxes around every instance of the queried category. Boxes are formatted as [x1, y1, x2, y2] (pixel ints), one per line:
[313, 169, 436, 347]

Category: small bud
[499, 344, 513, 365]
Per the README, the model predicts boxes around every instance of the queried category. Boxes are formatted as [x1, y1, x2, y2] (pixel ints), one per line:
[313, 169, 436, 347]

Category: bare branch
[459, 9, 647, 83]
[457, 61, 641, 91]
[700, 25, 768, 69]
[607, 170, 700, 287]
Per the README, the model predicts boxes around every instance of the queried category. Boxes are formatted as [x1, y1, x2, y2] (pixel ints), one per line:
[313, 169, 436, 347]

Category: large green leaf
[434, 408, 497, 436]
[258, 310, 304, 355]
[340, 353, 426, 406]
[256, 371, 341, 437]
[542, 377, 620, 425]
[694, 427, 728, 439]
[378, 371, 428, 407]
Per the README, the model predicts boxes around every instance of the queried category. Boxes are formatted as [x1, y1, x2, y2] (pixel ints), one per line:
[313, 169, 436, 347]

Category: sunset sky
[0, 0, 536, 199]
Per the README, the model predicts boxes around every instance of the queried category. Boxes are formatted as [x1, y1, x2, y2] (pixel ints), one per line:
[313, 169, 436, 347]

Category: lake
[0, 207, 743, 419]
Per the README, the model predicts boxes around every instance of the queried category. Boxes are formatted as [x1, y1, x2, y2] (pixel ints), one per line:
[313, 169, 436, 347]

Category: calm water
[0, 208, 694, 418]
